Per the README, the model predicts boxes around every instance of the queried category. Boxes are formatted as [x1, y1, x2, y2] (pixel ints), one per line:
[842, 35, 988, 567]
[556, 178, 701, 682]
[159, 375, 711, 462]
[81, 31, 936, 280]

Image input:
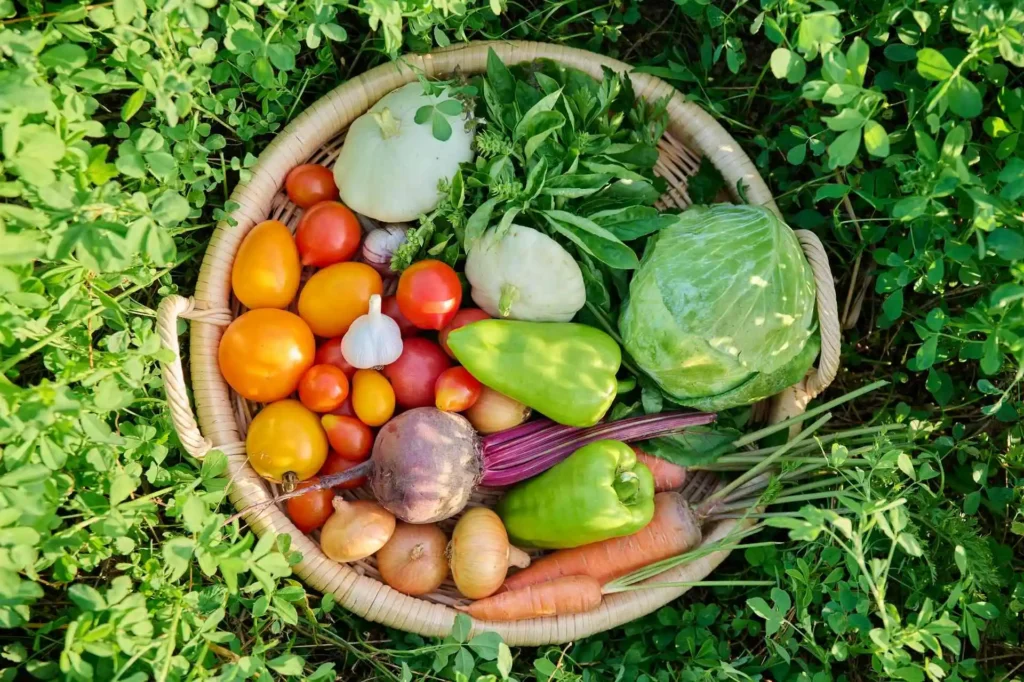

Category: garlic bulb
[342, 294, 403, 369]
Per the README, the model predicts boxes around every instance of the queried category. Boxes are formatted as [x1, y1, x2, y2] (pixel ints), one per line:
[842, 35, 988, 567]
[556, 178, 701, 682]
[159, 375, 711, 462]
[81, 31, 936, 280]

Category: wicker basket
[157, 40, 841, 646]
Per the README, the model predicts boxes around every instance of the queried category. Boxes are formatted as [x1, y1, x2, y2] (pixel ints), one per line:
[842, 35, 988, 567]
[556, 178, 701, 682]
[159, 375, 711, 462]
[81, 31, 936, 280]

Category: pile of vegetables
[218, 49, 840, 620]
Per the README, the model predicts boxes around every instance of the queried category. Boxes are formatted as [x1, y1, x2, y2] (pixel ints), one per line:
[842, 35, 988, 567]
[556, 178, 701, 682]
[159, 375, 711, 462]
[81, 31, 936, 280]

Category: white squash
[334, 82, 474, 222]
[465, 224, 586, 322]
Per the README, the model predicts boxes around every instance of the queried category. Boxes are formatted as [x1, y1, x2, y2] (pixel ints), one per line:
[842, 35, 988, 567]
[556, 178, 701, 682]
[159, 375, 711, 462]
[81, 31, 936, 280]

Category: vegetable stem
[731, 380, 888, 448]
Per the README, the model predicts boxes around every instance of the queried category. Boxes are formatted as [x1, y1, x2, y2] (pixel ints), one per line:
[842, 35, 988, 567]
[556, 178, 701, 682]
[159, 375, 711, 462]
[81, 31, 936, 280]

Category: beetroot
[299, 408, 715, 523]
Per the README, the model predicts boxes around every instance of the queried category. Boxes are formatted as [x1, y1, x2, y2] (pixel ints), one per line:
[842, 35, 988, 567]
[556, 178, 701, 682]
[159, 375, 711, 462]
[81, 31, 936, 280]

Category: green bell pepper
[446, 319, 621, 427]
[496, 440, 655, 549]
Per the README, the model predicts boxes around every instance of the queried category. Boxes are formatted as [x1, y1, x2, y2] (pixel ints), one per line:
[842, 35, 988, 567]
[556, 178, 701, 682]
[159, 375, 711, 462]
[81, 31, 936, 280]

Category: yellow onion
[449, 507, 530, 599]
[320, 498, 395, 563]
[376, 523, 448, 596]
[464, 388, 531, 435]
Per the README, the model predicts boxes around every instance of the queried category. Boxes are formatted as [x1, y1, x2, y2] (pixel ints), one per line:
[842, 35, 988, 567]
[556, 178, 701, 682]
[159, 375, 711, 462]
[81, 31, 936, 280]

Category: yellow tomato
[218, 309, 315, 402]
[351, 369, 395, 427]
[298, 262, 382, 337]
[246, 400, 328, 484]
[231, 220, 301, 309]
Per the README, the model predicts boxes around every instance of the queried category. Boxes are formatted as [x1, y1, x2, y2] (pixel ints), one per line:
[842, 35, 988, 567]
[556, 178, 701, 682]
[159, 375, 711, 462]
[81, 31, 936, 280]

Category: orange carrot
[634, 448, 688, 492]
[462, 575, 603, 621]
[502, 492, 702, 592]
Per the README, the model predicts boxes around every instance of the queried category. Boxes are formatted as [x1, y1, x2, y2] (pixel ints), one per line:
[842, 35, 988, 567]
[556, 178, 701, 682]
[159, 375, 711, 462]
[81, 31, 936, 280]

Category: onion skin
[320, 498, 396, 563]
[449, 508, 530, 599]
[376, 523, 448, 596]
[464, 388, 531, 435]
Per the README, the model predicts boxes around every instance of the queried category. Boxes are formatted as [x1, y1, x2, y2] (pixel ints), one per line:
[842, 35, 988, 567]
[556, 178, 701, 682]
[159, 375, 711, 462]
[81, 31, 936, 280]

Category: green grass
[1, 0, 1022, 680]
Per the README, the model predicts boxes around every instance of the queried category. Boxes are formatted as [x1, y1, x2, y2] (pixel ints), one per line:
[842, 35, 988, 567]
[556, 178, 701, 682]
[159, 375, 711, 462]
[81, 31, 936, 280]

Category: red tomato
[435, 367, 482, 412]
[321, 415, 373, 462]
[329, 395, 357, 418]
[382, 338, 452, 409]
[298, 364, 350, 413]
[381, 295, 418, 337]
[314, 337, 357, 377]
[296, 201, 362, 267]
[396, 260, 462, 330]
[286, 478, 335, 533]
[439, 308, 491, 358]
[285, 164, 339, 209]
[319, 450, 368, 489]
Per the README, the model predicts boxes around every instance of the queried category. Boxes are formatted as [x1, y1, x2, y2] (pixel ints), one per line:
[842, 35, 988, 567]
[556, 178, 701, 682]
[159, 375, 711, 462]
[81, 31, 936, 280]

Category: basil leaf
[524, 156, 548, 198]
[588, 206, 677, 241]
[542, 210, 640, 270]
[463, 197, 500, 253]
[542, 173, 613, 198]
[514, 88, 562, 141]
[486, 48, 515, 104]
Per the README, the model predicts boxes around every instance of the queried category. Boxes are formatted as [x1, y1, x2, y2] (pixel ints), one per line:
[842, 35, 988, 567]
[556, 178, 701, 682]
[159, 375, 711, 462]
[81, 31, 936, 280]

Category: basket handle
[795, 230, 840, 398]
[156, 295, 233, 459]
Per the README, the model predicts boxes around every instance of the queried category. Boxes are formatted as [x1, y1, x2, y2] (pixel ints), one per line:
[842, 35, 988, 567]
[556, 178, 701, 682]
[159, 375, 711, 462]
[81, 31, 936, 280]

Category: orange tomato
[351, 369, 395, 427]
[319, 451, 368, 490]
[286, 478, 335, 533]
[298, 263, 382, 337]
[246, 400, 328, 484]
[231, 220, 301, 309]
[218, 309, 315, 402]
[298, 364, 350, 412]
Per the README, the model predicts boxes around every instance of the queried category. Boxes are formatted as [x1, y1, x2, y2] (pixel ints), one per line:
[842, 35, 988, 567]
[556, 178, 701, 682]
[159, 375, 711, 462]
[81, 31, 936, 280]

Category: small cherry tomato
[329, 395, 357, 418]
[285, 164, 339, 209]
[382, 338, 451, 409]
[320, 450, 368, 489]
[314, 337, 357, 377]
[396, 259, 462, 330]
[230, 220, 301, 310]
[296, 201, 362, 267]
[351, 369, 395, 427]
[321, 414, 373, 461]
[286, 478, 335, 533]
[381, 294, 418, 337]
[435, 367, 482, 412]
[298, 364, 350, 413]
[298, 262, 382, 337]
[246, 400, 328, 485]
[439, 308, 491, 358]
[219, 309, 315, 402]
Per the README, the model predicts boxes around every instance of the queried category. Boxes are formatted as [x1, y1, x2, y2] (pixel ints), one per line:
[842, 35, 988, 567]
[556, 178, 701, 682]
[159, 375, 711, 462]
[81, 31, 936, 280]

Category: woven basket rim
[162, 39, 841, 646]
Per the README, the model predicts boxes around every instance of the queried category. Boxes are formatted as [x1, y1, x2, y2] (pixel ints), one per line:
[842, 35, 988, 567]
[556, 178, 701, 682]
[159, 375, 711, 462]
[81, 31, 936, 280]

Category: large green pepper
[446, 320, 621, 427]
[496, 440, 655, 549]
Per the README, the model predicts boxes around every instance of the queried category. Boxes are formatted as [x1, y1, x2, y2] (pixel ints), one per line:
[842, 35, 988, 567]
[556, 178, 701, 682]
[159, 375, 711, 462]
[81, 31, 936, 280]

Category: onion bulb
[376, 522, 449, 596]
[464, 387, 531, 435]
[320, 498, 395, 563]
[362, 224, 409, 276]
[449, 507, 530, 599]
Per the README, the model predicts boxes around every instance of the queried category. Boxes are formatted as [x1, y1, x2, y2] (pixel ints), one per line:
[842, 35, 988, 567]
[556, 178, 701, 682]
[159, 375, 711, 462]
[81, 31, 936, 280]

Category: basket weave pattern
[157, 41, 840, 645]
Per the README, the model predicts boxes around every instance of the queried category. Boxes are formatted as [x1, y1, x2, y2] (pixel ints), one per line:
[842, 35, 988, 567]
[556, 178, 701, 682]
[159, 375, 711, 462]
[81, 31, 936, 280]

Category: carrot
[461, 575, 603, 622]
[501, 492, 702, 592]
[634, 448, 688, 492]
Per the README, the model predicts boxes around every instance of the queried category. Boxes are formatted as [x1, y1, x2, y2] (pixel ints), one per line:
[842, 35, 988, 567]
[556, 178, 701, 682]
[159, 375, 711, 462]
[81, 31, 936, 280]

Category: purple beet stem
[478, 411, 715, 487]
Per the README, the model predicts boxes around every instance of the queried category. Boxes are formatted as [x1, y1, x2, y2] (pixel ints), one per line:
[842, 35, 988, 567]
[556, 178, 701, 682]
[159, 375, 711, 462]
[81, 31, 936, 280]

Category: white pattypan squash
[465, 224, 586, 322]
[334, 82, 474, 223]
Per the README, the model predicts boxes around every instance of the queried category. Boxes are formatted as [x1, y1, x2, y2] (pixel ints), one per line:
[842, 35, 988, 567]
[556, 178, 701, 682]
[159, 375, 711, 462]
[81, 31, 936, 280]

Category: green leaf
[267, 43, 295, 71]
[897, 533, 923, 557]
[514, 88, 562, 141]
[813, 184, 851, 202]
[822, 83, 860, 106]
[917, 49, 954, 81]
[542, 210, 639, 269]
[251, 57, 275, 87]
[431, 114, 453, 142]
[436, 99, 463, 116]
[863, 121, 890, 157]
[320, 23, 347, 42]
[414, 105, 433, 125]
[267, 655, 304, 676]
[947, 76, 982, 118]
[152, 192, 191, 226]
[884, 44, 918, 62]
[769, 48, 806, 83]
[882, 288, 904, 319]
[113, 0, 137, 23]
[796, 12, 842, 57]
[451, 613, 472, 642]
[121, 88, 147, 122]
[40, 44, 88, 70]
[0, 232, 45, 265]
[486, 48, 515, 104]
[827, 128, 861, 168]
[68, 584, 106, 612]
[468, 632, 502, 660]
[845, 37, 869, 86]
[497, 643, 513, 679]
[231, 28, 263, 54]
[823, 108, 865, 131]
[463, 198, 499, 253]
[162, 537, 194, 581]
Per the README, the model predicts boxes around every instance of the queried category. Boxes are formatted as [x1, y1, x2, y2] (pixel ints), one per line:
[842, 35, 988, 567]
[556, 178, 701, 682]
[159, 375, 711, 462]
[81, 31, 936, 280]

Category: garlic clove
[342, 294, 404, 369]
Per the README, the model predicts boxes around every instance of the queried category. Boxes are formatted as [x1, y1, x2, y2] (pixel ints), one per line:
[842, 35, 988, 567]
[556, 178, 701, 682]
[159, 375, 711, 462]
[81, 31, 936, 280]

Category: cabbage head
[619, 204, 818, 411]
